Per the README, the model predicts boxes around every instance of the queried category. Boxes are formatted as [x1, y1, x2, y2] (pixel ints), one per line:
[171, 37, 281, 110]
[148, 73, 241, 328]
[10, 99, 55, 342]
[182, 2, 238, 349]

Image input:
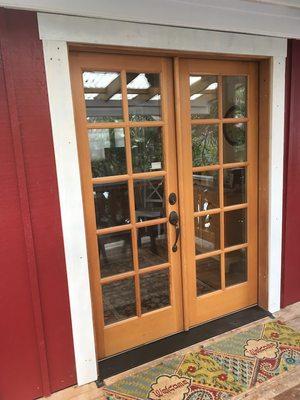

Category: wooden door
[69, 52, 183, 358]
[177, 59, 258, 327]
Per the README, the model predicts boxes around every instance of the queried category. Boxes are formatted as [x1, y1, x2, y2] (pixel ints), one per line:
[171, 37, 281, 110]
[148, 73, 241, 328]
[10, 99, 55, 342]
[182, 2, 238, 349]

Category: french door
[178, 59, 258, 326]
[70, 52, 258, 358]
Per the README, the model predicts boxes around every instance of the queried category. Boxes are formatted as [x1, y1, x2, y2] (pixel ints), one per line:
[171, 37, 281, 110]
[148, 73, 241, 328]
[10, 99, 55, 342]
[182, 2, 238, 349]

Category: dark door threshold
[97, 305, 273, 384]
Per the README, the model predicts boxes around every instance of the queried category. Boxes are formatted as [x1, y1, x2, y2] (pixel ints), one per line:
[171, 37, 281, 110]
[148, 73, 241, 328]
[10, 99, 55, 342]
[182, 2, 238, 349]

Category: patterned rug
[103, 321, 300, 400]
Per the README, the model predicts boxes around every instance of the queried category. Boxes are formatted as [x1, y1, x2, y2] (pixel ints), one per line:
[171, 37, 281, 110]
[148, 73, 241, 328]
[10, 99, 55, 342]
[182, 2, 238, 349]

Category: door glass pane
[223, 123, 247, 163]
[102, 278, 136, 325]
[223, 76, 247, 118]
[190, 75, 218, 119]
[225, 248, 247, 287]
[195, 214, 220, 255]
[225, 208, 247, 247]
[137, 223, 168, 268]
[130, 127, 163, 173]
[98, 231, 134, 278]
[134, 178, 165, 222]
[224, 167, 246, 206]
[193, 171, 219, 212]
[94, 182, 130, 228]
[140, 269, 170, 314]
[88, 128, 126, 178]
[127, 73, 161, 121]
[192, 124, 219, 166]
[83, 71, 123, 123]
[196, 256, 221, 296]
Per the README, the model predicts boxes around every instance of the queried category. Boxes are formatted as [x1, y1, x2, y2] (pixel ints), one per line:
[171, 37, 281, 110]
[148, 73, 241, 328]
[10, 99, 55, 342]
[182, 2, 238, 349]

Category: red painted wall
[282, 39, 300, 307]
[0, 8, 76, 399]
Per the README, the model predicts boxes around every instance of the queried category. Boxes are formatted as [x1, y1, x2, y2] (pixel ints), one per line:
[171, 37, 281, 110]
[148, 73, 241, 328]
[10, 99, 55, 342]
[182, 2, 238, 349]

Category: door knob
[169, 211, 180, 252]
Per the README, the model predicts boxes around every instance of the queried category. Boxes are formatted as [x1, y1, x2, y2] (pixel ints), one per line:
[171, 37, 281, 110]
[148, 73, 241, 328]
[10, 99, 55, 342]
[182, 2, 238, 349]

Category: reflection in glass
[94, 182, 130, 228]
[83, 71, 123, 123]
[98, 232, 133, 278]
[88, 128, 126, 178]
[195, 214, 220, 255]
[225, 208, 247, 247]
[224, 168, 246, 206]
[137, 223, 168, 268]
[127, 73, 161, 121]
[192, 125, 219, 167]
[193, 171, 219, 212]
[225, 248, 247, 287]
[130, 127, 163, 173]
[140, 269, 170, 313]
[223, 76, 247, 118]
[190, 75, 218, 119]
[223, 123, 247, 163]
[102, 278, 136, 325]
[196, 256, 221, 296]
[134, 178, 165, 222]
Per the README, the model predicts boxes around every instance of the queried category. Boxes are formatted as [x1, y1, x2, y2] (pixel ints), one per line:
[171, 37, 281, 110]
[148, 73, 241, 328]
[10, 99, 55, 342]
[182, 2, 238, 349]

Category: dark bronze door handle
[169, 211, 180, 252]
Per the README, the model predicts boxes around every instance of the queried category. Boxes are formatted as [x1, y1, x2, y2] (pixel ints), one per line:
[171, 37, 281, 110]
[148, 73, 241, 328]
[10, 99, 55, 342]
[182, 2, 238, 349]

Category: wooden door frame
[69, 44, 271, 313]
[70, 47, 271, 342]
[69, 46, 270, 342]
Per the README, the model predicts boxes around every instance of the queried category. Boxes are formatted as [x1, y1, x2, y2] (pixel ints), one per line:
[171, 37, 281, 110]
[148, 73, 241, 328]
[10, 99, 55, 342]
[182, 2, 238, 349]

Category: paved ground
[40, 302, 300, 400]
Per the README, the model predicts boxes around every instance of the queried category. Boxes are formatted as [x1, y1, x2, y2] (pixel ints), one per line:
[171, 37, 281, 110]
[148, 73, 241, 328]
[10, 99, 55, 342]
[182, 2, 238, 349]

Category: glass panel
[192, 124, 219, 167]
[223, 123, 247, 163]
[224, 168, 246, 206]
[225, 208, 247, 247]
[102, 278, 136, 325]
[130, 127, 163, 173]
[193, 171, 219, 212]
[94, 182, 130, 228]
[225, 248, 247, 287]
[134, 178, 165, 222]
[98, 231, 133, 278]
[127, 73, 161, 121]
[83, 71, 123, 123]
[195, 214, 220, 255]
[88, 128, 126, 178]
[137, 223, 168, 268]
[196, 256, 221, 296]
[140, 269, 170, 313]
[190, 75, 218, 119]
[223, 76, 247, 118]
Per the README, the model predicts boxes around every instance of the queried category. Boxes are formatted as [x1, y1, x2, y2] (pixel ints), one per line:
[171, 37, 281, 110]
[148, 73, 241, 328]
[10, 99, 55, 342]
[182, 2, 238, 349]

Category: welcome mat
[103, 321, 300, 400]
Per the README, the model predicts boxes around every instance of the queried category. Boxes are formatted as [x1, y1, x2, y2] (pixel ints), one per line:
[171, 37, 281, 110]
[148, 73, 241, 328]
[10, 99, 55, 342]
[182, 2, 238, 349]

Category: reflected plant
[130, 125, 162, 172]
[192, 125, 218, 167]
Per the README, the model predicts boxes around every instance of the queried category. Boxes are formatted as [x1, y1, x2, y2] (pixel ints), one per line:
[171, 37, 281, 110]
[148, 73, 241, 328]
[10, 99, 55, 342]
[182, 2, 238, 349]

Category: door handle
[169, 211, 180, 252]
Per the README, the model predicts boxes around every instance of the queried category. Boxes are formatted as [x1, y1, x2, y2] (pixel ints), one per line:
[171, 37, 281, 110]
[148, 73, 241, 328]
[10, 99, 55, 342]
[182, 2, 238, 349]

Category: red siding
[0, 8, 76, 399]
[282, 39, 300, 307]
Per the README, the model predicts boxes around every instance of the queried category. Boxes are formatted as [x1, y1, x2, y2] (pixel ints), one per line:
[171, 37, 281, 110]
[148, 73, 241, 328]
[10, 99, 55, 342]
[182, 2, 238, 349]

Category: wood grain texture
[69, 51, 183, 358]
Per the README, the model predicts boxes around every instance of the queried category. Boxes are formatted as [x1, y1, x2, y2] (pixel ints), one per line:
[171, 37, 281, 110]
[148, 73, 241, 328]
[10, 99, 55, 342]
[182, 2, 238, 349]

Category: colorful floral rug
[103, 321, 300, 399]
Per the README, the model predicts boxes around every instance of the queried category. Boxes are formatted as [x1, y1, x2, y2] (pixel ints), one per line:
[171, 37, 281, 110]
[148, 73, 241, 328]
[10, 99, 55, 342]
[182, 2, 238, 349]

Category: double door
[70, 52, 258, 358]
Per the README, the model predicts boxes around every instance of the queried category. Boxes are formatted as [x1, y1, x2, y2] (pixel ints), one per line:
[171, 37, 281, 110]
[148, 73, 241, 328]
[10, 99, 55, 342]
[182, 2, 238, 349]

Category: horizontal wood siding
[0, 8, 76, 399]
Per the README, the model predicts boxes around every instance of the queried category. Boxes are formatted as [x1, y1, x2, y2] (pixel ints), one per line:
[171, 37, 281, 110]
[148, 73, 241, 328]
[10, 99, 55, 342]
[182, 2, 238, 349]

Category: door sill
[97, 305, 272, 382]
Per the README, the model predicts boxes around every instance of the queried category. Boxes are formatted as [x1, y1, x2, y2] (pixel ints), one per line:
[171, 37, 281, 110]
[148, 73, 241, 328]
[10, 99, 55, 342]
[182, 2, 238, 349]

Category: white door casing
[39, 13, 287, 385]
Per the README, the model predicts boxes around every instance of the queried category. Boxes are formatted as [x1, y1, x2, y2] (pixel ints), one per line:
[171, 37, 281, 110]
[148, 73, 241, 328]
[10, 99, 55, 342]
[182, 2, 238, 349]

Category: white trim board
[42, 41, 97, 385]
[38, 13, 287, 58]
[3, 0, 300, 38]
[39, 13, 287, 384]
